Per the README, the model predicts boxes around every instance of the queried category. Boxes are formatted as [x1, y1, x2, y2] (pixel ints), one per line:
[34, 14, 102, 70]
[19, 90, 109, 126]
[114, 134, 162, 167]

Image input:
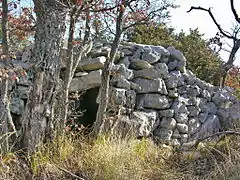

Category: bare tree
[93, 0, 176, 136]
[1, 0, 9, 55]
[0, 0, 17, 153]
[187, 0, 240, 87]
[61, 2, 93, 125]
[20, 0, 69, 154]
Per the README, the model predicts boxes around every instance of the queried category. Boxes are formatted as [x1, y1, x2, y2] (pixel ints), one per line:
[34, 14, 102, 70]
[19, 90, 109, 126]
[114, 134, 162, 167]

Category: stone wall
[69, 42, 240, 148]
[10, 42, 240, 148]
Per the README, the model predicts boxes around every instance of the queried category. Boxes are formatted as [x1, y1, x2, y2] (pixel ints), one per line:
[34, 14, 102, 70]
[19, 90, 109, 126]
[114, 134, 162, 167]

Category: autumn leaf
[75, 0, 83, 6]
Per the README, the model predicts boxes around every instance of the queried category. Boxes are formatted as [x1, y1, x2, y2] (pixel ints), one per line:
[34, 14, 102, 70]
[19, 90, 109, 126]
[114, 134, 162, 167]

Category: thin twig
[54, 164, 87, 180]
[230, 0, 240, 23]
[187, 6, 235, 40]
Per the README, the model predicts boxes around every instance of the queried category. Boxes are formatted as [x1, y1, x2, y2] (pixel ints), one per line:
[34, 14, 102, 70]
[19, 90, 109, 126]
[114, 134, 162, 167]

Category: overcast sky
[170, 0, 240, 65]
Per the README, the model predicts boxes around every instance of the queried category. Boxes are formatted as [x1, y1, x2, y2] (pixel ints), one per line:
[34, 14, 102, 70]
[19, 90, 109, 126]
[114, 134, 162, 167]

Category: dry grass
[1, 130, 240, 180]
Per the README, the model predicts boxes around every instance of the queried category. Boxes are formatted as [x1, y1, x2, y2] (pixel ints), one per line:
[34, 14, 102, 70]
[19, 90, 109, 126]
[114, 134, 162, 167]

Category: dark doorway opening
[77, 87, 99, 128]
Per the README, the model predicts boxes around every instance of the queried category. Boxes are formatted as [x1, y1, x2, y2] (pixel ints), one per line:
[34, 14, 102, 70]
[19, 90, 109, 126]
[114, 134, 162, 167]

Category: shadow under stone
[77, 87, 99, 128]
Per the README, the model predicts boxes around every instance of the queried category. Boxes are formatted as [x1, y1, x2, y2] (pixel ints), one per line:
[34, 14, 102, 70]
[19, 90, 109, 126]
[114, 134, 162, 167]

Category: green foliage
[130, 25, 223, 84]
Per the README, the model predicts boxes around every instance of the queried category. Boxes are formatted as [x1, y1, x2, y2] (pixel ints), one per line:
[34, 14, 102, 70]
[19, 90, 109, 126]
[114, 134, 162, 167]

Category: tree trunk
[62, 8, 77, 123]
[1, 0, 9, 55]
[20, 0, 67, 154]
[62, 7, 91, 125]
[93, 11, 124, 136]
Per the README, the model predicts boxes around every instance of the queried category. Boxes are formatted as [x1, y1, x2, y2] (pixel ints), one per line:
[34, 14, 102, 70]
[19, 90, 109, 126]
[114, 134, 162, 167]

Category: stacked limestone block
[74, 42, 239, 147]
[11, 42, 240, 148]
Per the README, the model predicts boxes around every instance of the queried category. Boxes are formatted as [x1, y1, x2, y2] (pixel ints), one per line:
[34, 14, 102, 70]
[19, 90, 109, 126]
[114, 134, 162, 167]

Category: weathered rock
[118, 111, 158, 137]
[130, 82, 141, 91]
[110, 88, 126, 105]
[70, 70, 102, 92]
[167, 46, 187, 63]
[113, 64, 134, 80]
[175, 113, 188, 124]
[154, 63, 169, 79]
[111, 75, 131, 89]
[168, 89, 179, 98]
[131, 48, 144, 60]
[168, 60, 178, 71]
[142, 47, 161, 64]
[187, 85, 201, 97]
[149, 45, 170, 56]
[180, 134, 188, 143]
[133, 78, 167, 94]
[217, 108, 229, 126]
[172, 129, 181, 138]
[154, 128, 173, 141]
[172, 100, 189, 114]
[187, 106, 200, 117]
[198, 112, 208, 123]
[77, 56, 106, 71]
[160, 117, 177, 130]
[165, 71, 184, 89]
[75, 71, 88, 77]
[134, 68, 165, 80]
[198, 115, 220, 139]
[118, 56, 130, 68]
[178, 86, 187, 95]
[177, 123, 188, 133]
[228, 102, 240, 126]
[10, 97, 25, 115]
[131, 60, 153, 70]
[88, 48, 110, 58]
[137, 94, 170, 110]
[171, 139, 181, 146]
[183, 70, 196, 85]
[188, 118, 201, 135]
[201, 89, 211, 101]
[212, 89, 232, 107]
[177, 60, 187, 73]
[159, 109, 174, 118]
[206, 102, 217, 114]
[133, 62, 169, 80]
[125, 90, 136, 109]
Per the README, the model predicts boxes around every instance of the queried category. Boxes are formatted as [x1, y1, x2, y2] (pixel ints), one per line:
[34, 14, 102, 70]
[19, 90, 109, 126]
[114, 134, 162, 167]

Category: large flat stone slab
[77, 56, 106, 71]
[70, 70, 102, 92]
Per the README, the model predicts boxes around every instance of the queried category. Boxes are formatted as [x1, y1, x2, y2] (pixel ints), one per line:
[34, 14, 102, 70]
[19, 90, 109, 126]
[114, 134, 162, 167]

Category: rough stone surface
[165, 71, 184, 89]
[70, 70, 102, 92]
[197, 115, 220, 139]
[137, 94, 170, 110]
[160, 117, 177, 130]
[77, 56, 106, 71]
[10, 98, 25, 115]
[142, 47, 161, 64]
[12, 42, 240, 148]
[118, 111, 158, 137]
[177, 123, 188, 133]
[133, 78, 167, 94]
[131, 60, 153, 70]
[154, 128, 173, 142]
[159, 109, 174, 118]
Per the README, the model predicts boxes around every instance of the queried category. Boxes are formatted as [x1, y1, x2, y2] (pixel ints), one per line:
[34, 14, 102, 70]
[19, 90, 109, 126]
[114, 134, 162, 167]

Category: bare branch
[123, 7, 166, 31]
[54, 164, 87, 180]
[230, 0, 240, 23]
[187, 6, 235, 40]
